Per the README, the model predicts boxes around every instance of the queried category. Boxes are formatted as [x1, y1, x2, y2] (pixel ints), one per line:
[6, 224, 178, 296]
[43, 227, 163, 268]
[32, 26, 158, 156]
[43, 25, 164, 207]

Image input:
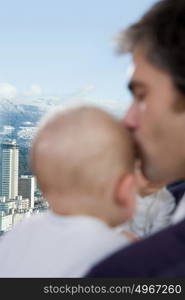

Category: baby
[0, 105, 136, 277]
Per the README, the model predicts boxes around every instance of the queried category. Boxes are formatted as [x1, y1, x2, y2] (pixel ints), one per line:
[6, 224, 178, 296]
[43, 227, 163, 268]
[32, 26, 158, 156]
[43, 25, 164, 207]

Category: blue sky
[0, 0, 158, 116]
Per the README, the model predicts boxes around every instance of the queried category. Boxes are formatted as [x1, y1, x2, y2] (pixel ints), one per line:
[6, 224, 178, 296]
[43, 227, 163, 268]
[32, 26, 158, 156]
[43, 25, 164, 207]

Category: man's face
[123, 47, 185, 184]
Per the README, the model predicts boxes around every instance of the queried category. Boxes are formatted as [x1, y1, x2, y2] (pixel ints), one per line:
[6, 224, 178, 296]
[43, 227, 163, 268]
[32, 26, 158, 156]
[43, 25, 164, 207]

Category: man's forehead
[126, 51, 149, 87]
[127, 57, 149, 91]
[129, 50, 164, 89]
[132, 51, 150, 77]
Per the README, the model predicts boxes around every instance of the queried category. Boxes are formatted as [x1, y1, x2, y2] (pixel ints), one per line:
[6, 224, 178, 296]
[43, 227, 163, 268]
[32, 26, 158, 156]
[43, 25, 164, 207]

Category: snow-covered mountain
[0, 98, 55, 146]
[0, 96, 124, 146]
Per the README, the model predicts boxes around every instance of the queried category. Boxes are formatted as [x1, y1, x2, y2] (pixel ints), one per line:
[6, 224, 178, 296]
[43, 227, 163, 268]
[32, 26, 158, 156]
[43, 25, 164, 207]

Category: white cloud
[0, 82, 17, 100]
[23, 84, 42, 97]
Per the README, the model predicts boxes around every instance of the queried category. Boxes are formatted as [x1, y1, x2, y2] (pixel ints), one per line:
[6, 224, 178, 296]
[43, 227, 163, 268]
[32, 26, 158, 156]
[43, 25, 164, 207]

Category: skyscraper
[18, 175, 35, 209]
[0, 139, 19, 200]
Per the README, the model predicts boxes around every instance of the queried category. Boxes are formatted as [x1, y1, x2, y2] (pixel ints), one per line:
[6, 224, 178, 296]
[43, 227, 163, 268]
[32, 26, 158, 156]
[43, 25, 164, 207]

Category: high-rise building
[18, 175, 35, 209]
[0, 139, 19, 200]
[0, 211, 13, 232]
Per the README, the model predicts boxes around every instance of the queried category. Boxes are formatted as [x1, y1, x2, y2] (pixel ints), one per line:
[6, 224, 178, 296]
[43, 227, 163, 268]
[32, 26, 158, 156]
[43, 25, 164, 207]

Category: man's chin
[136, 146, 184, 183]
[139, 156, 158, 182]
[133, 143, 158, 181]
[142, 164, 168, 184]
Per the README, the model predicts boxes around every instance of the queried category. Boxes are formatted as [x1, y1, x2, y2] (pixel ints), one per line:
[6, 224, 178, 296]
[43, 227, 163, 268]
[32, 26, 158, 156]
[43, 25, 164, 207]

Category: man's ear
[115, 174, 136, 221]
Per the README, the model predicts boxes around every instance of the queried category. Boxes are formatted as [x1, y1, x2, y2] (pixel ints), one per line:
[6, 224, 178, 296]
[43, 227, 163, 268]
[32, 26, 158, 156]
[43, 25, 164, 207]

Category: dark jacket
[86, 217, 185, 277]
[167, 181, 185, 204]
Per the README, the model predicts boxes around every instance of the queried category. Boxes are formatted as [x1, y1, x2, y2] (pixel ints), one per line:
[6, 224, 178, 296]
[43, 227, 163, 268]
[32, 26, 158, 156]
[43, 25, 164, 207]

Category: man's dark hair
[118, 0, 185, 96]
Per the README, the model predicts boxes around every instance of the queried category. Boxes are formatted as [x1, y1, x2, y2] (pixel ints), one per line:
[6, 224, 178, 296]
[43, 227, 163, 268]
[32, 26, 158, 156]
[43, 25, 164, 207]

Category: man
[86, 0, 185, 277]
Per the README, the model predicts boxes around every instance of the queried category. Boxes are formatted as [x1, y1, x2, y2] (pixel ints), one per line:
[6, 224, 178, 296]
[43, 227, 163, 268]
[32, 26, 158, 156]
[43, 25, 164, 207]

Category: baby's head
[31, 105, 136, 227]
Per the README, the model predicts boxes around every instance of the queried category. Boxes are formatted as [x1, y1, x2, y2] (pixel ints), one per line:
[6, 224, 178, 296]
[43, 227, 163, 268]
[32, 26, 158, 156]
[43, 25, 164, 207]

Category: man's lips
[132, 133, 144, 159]
[126, 129, 143, 159]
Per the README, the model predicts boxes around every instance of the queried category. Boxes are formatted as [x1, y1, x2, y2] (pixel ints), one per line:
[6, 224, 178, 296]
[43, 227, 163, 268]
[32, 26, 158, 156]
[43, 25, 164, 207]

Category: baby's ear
[115, 174, 136, 221]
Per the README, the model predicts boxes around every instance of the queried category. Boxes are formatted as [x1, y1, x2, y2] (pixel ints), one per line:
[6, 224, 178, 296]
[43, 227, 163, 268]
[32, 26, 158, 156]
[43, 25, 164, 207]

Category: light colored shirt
[172, 193, 185, 224]
[0, 210, 130, 278]
[116, 187, 176, 238]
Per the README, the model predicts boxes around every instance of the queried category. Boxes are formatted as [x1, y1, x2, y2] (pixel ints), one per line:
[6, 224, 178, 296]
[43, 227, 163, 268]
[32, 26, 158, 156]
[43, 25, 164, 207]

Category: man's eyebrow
[128, 80, 147, 92]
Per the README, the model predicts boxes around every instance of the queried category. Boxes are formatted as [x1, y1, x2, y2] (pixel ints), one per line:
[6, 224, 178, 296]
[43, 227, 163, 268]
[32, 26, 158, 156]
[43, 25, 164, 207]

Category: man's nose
[123, 103, 139, 130]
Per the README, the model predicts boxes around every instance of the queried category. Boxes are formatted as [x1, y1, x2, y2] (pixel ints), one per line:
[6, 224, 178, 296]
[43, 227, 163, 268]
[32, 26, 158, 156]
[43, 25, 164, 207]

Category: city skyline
[0, 138, 47, 234]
